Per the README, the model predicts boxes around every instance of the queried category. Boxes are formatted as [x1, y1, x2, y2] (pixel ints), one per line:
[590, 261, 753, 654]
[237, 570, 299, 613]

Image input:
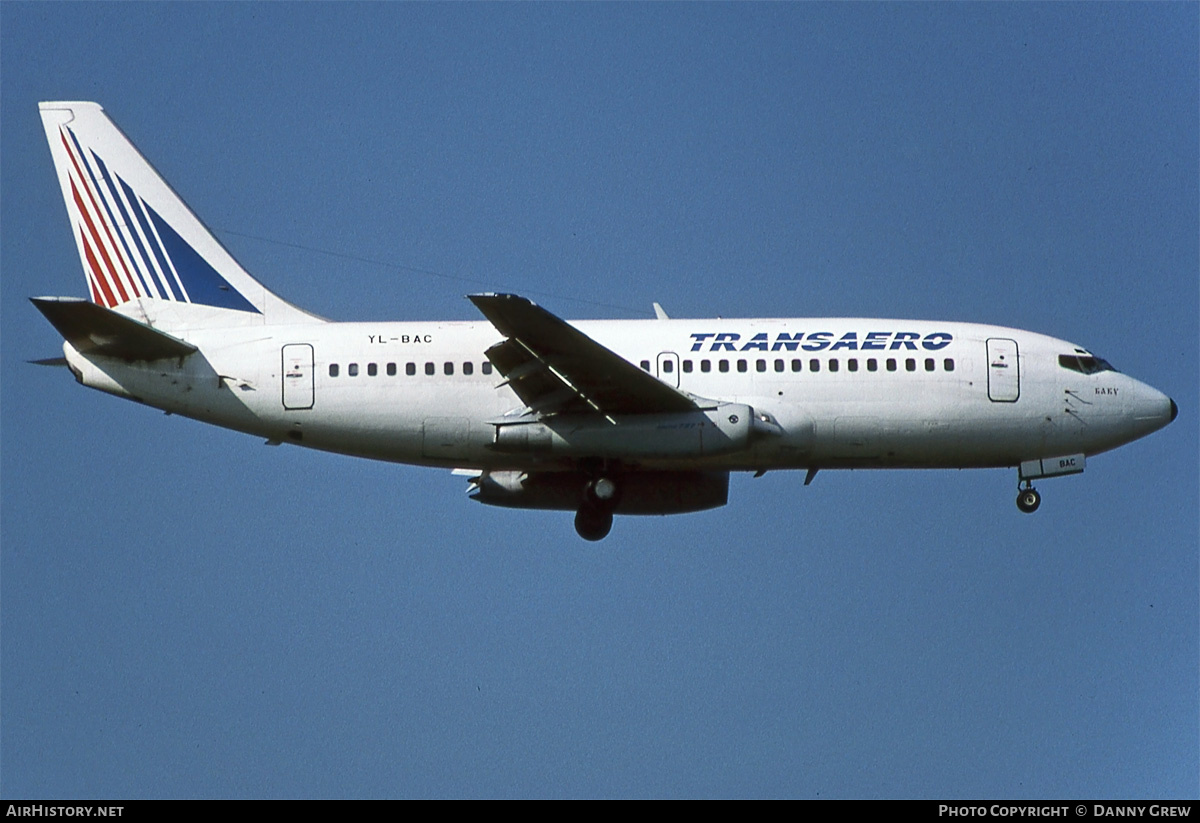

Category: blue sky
[2, 3, 1196, 798]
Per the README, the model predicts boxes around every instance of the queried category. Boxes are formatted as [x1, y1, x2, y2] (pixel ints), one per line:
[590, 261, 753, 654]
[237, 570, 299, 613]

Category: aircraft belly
[797, 400, 1057, 468]
[422, 417, 472, 460]
[268, 372, 492, 461]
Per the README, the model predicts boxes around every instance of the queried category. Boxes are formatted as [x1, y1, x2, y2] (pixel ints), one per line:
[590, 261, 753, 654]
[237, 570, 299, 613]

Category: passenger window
[719, 360, 730, 373]
[348, 363, 359, 377]
[701, 360, 711, 373]
[406, 362, 416, 376]
[482, 362, 493, 375]
[944, 358, 955, 372]
[641, 360, 651, 371]
[329, 363, 339, 377]
[848, 359, 858, 372]
[737, 360, 747, 373]
[682, 360, 693, 373]
[387, 362, 397, 376]
[791, 359, 802, 372]
[663, 360, 674, 373]
[829, 359, 839, 372]
[886, 358, 897, 372]
[444, 362, 454, 376]
[810, 359, 820, 372]
[756, 359, 766, 373]
[925, 358, 935, 372]
[425, 362, 435, 376]
[775, 359, 785, 373]
[906, 358, 916, 372]
[867, 359, 877, 372]
[368, 363, 377, 377]
[463, 361, 473, 376]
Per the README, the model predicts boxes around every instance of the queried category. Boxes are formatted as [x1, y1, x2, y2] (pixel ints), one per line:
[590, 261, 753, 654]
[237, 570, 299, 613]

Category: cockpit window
[1058, 354, 1118, 374]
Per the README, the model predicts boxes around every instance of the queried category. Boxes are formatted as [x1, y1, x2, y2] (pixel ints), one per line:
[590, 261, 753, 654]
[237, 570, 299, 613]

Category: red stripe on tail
[80, 228, 118, 308]
[69, 176, 128, 304]
[60, 129, 139, 302]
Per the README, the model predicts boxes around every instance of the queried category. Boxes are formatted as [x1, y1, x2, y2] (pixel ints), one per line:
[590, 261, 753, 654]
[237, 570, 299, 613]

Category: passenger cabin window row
[329, 356, 956, 379]
[639, 357, 955, 374]
[328, 361, 494, 378]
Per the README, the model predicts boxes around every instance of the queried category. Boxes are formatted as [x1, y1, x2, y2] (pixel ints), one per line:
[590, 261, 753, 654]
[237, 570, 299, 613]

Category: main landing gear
[574, 476, 617, 541]
[1016, 483, 1041, 514]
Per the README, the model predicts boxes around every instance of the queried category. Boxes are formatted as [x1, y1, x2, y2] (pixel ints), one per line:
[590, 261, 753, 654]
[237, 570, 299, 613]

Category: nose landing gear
[1016, 483, 1041, 513]
[1015, 453, 1085, 513]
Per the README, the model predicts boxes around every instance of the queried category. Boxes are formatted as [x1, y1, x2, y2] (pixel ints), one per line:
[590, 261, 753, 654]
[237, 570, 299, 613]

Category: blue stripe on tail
[144, 202, 260, 313]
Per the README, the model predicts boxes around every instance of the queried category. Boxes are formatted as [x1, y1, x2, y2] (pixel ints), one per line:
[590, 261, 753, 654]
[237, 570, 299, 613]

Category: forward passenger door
[986, 338, 1019, 402]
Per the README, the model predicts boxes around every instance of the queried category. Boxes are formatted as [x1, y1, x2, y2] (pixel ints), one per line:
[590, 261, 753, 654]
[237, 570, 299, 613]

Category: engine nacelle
[490, 403, 756, 459]
[469, 470, 729, 514]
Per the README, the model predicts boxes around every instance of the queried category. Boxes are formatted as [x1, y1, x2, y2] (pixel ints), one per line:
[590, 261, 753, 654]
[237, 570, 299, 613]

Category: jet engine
[467, 469, 729, 515]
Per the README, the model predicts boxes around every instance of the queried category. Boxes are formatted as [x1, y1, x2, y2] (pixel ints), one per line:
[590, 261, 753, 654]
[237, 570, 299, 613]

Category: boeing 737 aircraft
[32, 102, 1177, 540]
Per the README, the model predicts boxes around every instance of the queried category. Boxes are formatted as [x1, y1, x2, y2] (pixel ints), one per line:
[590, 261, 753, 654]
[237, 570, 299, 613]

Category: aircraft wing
[469, 293, 698, 419]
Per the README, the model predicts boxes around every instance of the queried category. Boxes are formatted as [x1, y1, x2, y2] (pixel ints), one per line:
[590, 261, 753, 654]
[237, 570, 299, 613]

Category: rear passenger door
[282, 344, 314, 409]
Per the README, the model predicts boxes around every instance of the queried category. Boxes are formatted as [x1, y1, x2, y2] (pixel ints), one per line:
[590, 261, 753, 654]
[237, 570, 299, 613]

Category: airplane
[31, 101, 1178, 541]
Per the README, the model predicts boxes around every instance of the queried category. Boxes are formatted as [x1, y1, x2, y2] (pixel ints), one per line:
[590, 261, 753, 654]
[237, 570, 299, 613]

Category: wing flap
[31, 296, 197, 361]
[469, 293, 697, 417]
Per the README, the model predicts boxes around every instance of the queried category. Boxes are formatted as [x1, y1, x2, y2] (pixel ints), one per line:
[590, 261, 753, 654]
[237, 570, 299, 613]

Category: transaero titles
[938, 808, 1191, 818]
[688, 331, 954, 353]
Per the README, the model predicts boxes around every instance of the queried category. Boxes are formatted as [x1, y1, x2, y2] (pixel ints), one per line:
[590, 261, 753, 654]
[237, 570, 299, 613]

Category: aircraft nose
[1123, 380, 1176, 441]
[1134, 387, 1176, 435]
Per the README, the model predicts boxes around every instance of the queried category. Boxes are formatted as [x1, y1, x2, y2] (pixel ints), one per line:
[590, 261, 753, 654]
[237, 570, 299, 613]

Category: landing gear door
[656, 352, 680, 388]
[986, 338, 1019, 402]
[282, 344, 314, 410]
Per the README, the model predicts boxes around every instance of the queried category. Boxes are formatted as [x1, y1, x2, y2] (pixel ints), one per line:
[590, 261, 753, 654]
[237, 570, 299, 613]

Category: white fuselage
[62, 314, 1175, 474]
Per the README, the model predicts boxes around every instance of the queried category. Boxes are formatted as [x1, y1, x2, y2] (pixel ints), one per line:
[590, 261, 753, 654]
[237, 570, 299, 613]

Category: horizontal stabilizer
[30, 296, 197, 361]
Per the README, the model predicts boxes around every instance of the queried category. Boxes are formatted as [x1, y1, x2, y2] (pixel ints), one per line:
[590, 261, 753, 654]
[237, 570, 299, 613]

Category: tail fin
[39, 101, 319, 326]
